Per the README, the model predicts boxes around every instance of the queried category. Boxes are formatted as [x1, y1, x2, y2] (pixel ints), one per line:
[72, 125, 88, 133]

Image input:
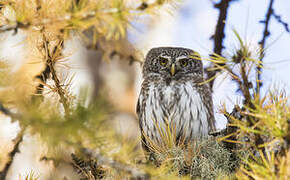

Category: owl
[136, 47, 216, 153]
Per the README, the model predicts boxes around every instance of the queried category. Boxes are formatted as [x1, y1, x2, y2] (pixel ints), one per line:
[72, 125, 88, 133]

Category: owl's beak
[170, 63, 176, 76]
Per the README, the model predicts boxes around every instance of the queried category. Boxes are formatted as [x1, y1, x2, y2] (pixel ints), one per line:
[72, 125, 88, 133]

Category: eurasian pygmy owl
[136, 47, 216, 152]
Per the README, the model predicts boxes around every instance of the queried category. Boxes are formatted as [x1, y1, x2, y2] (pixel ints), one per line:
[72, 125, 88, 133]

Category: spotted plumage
[136, 47, 216, 153]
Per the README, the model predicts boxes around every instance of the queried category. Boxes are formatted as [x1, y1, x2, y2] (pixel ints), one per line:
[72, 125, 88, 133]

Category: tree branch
[0, 103, 24, 179]
[206, 0, 236, 90]
[0, 22, 29, 34]
[272, 10, 289, 33]
[0, 102, 20, 120]
[256, 0, 275, 95]
[42, 35, 70, 116]
[33, 64, 51, 102]
[80, 148, 150, 180]
[0, 1, 171, 35]
[0, 103, 13, 117]
[0, 130, 24, 180]
[240, 63, 253, 107]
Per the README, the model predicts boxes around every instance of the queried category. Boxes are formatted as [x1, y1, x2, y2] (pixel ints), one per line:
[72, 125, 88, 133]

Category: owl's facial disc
[143, 47, 203, 81]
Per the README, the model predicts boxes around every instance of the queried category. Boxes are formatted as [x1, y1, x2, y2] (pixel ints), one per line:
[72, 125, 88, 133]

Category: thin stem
[0, 102, 20, 120]
[272, 10, 289, 33]
[256, 0, 275, 95]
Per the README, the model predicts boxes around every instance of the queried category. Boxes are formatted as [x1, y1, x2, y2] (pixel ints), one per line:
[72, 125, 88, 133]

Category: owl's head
[143, 47, 203, 80]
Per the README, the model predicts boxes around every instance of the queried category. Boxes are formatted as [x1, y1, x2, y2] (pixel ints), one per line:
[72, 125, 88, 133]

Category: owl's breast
[160, 84, 178, 110]
[138, 80, 211, 145]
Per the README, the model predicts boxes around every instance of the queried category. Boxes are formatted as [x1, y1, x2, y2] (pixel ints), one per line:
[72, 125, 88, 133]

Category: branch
[272, 10, 290, 33]
[0, 1, 171, 35]
[0, 130, 24, 180]
[0, 102, 20, 120]
[0, 22, 30, 35]
[206, 0, 236, 89]
[80, 148, 150, 180]
[240, 63, 253, 107]
[71, 153, 105, 179]
[256, 0, 275, 95]
[137, 1, 172, 10]
[42, 35, 70, 116]
[33, 64, 51, 101]
[0, 103, 13, 117]
[0, 103, 24, 179]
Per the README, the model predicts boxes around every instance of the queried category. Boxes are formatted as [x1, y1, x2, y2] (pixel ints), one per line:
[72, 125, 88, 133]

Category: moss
[152, 137, 241, 179]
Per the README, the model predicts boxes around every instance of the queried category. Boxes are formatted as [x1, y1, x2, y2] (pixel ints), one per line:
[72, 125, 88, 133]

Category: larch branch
[80, 148, 150, 180]
[42, 35, 70, 116]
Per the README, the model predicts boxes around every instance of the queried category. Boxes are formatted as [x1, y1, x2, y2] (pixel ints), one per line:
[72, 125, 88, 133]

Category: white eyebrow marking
[176, 55, 188, 60]
[159, 55, 172, 59]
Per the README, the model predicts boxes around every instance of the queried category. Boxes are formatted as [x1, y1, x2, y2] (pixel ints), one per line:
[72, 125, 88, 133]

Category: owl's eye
[159, 57, 169, 66]
[180, 58, 189, 67]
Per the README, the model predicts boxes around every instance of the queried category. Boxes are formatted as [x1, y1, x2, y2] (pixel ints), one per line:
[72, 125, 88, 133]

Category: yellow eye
[159, 57, 168, 66]
[180, 58, 188, 67]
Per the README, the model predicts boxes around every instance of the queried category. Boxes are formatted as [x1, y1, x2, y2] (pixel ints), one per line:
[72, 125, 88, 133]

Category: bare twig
[272, 10, 290, 33]
[137, 1, 172, 10]
[0, 130, 24, 180]
[256, 0, 274, 95]
[80, 148, 150, 180]
[0, 102, 13, 117]
[0, 22, 30, 34]
[0, 102, 20, 119]
[0, 24, 17, 32]
[206, 0, 236, 89]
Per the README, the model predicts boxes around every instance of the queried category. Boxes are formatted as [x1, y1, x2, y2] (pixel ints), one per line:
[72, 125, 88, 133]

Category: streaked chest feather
[139, 81, 210, 140]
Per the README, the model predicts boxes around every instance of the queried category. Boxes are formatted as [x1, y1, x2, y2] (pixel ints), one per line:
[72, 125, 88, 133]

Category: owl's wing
[136, 88, 152, 154]
[136, 97, 141, 116]
[136, 81, 146, 119]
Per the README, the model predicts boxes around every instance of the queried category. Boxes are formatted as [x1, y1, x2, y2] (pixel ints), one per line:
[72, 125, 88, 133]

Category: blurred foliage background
[0, 0, 289, 179]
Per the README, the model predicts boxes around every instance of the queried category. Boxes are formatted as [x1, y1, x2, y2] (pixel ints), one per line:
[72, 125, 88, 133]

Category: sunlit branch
[42, 35, 70, 116]
[80, 148, 150, 180]
[0, 130, 24, 180]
